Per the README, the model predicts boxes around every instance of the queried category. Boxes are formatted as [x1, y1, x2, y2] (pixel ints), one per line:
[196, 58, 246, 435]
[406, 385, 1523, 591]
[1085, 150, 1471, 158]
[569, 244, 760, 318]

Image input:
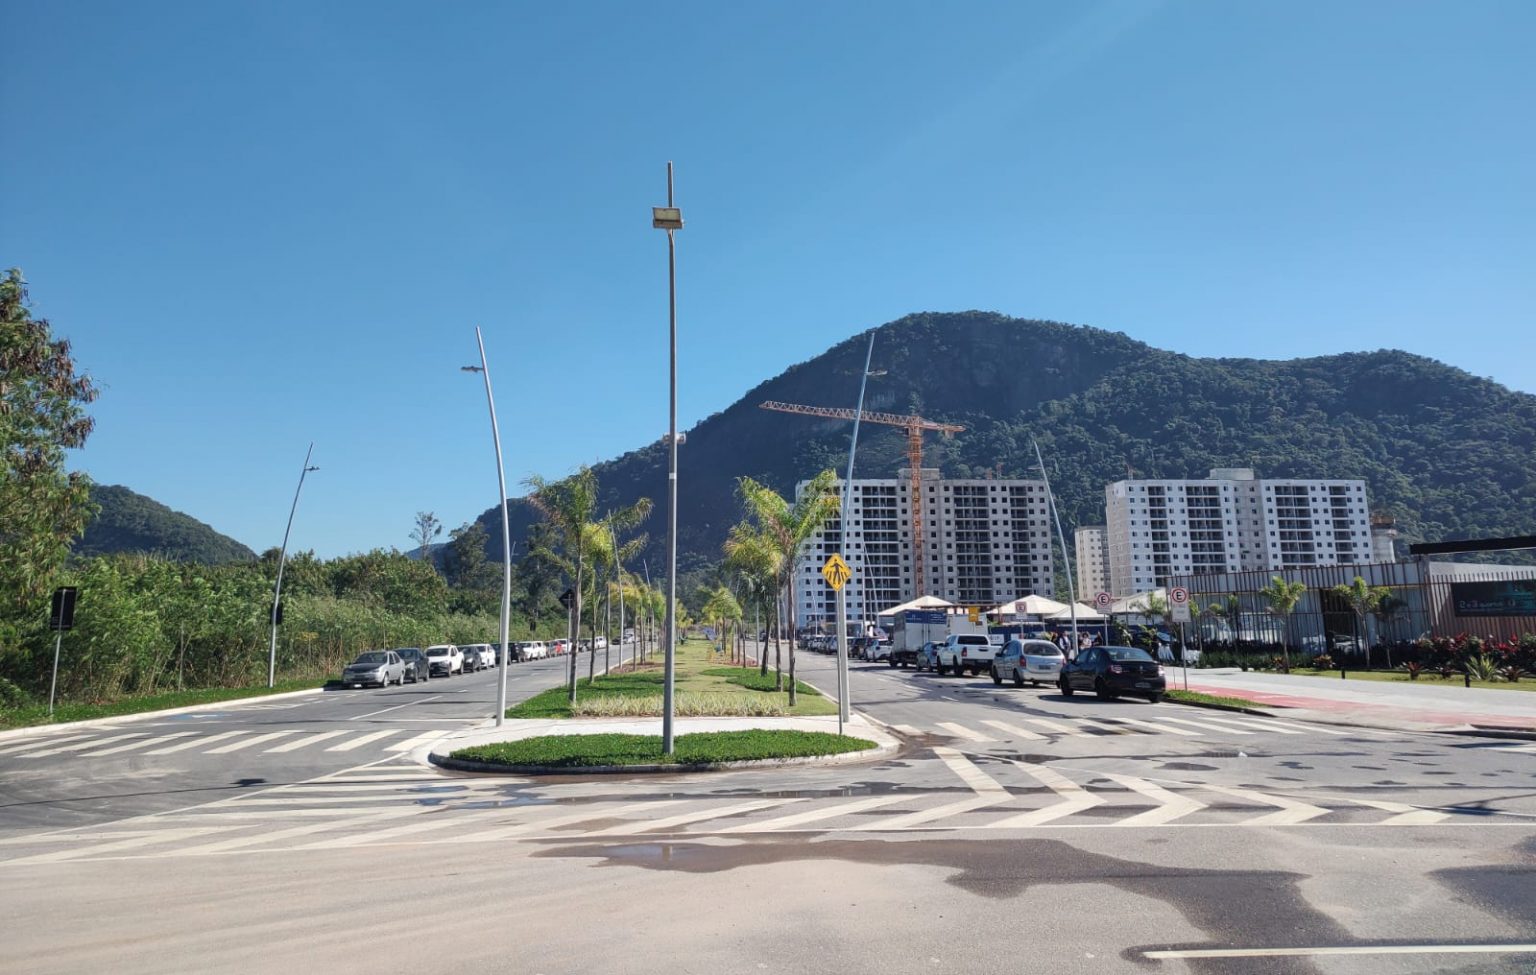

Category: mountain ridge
[74, 484, 258, 564]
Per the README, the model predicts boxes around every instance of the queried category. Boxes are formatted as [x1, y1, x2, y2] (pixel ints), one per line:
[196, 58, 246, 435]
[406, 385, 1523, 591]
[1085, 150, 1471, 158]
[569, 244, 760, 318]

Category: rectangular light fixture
[652, 207, 683, 230]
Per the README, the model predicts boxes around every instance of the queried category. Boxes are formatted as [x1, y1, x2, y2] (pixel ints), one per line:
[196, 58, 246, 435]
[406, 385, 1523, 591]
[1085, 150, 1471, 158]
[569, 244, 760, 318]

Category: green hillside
[74, 484, 257, 564]
[476, 311, 1536, 571]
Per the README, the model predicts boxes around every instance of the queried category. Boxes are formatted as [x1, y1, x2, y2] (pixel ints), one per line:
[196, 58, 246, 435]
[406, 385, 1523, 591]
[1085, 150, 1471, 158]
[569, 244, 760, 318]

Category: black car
[395, 647, 430, 684]
[1058, 645, 1165, 703]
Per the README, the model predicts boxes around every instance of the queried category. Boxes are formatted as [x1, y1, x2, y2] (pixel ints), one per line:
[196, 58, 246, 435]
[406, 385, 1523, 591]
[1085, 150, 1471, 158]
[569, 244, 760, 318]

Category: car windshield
[1105, 647, 1154, 662]
[352, 652, 387, 664]
[1023, 643, 1062, 656]
[427, 648, 448, 657]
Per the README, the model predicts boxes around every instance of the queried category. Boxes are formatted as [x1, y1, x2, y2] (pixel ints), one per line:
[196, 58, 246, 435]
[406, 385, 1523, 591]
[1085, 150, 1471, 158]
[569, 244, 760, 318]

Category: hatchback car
[424, 644, 463, 677]
[1058, 645, 1166, 702]
[343, 650, 405, 688]
[992, 639, 1064, 687]
[395, 647, 430, 683]
[914, 641, 943, 672]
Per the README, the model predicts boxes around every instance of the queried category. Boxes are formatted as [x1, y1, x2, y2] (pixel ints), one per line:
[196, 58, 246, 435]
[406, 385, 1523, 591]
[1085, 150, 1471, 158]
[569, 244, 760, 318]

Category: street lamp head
[461, 365, 484, 373]
[867, 369, 888, 377]
[652, 207, 683, 230]
[305, 466, 320, 473]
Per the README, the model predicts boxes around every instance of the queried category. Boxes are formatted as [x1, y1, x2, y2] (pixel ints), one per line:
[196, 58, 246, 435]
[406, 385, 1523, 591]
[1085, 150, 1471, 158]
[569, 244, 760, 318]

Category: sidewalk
[1177, 669, 1536, 735]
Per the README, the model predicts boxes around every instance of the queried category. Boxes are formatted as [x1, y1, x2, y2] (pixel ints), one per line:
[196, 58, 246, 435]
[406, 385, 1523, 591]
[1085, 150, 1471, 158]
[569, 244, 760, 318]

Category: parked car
[1059, 645, 1166, 702]
[395, 647, 430, 684]
[865, 639, 893, 663]
[461, 643, 494, 671]
[937, 634, 997, 676]
[593, 636, 608, 651]
[992, 639, 1064, 687]
[425, 644, 463, 677]
[343, 650, 405, 688]
[522, 640, 549, 660]
[914, 641, 943, 672]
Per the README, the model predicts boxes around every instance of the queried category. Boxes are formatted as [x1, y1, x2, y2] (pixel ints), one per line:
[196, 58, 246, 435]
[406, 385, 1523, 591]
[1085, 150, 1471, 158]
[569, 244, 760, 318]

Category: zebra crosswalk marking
[936, 721, 995, 743]
[1071, 718, 1141, 736]
[81, 733, 197, 757]
[1185, 714, 1304, 735]
[716, 794, 913, 834]
[980, 719, 1046, 741]
[892, 724, 925, 737]
[438, 799, 696, 844]
[326, 730, 398, 752]
[385, 732, 450, 752]
[172, 808, 428, 856]
[143, 731, 247, 754]
[1261, 718, 1352, 736]
[20, 733, 149, 757]
[265, 731, 351, 753]
[0, 736, 91, 757]
[4, 828, 231, 866]
[205, 731, 296, 754]
[1100, 716, 1201, 736]
[1018, 716, 1082, 736]
[1155, 715, 1256, 735]
[591, 797, 801, 836]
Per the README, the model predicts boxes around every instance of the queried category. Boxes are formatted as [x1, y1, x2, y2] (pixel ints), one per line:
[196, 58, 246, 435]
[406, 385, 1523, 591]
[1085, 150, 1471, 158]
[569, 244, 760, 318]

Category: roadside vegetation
[506, 638, 835, 719]
[1165, 689, 1267, 710]
[0, 678, 326, 730]
[1282, 668, 1536, 692]
[453, 729, 873, 768]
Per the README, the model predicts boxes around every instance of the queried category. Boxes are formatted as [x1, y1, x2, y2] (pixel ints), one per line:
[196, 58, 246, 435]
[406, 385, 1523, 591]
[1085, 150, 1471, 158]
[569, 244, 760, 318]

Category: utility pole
[652, 168, 684, 755]
[268, 444, 318, 688]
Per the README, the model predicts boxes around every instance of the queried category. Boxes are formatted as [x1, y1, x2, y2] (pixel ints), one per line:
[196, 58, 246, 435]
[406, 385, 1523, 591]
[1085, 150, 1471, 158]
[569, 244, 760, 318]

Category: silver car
[343, 650, 405, 688]
[991, 639, 1064, 687]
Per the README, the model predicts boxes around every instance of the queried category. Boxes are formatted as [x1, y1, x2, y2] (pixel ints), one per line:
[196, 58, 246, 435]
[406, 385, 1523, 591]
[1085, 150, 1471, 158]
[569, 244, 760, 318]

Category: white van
[521, 641, 549, 660]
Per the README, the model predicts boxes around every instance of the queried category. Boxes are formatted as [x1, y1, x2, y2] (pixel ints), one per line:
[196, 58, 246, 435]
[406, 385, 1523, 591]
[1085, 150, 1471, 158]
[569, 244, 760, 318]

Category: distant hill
[472, 311, 1536, 573]
[74, 484, 257, 563]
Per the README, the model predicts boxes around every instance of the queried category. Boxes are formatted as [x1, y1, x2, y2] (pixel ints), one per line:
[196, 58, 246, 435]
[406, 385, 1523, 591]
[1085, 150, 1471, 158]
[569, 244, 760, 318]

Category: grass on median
[0, 677, 327, 730]
[453, 730, 875, 768]
[1284, 668, 1536, 692]
[1165, 689, 1269, 710]
[507, 638, 835, 719]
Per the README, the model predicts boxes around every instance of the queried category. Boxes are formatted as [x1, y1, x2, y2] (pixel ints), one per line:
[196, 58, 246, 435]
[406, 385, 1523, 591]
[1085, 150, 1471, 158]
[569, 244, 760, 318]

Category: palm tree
[731, 470, 839, 706]
[525, 467, 597, 701]
[700, 585, 743, 664]
[1332, 576, 1391, 668]
[580, 507, 652, 684]
[723, 526, 781, 677]
[1259, 576, 1307, 670]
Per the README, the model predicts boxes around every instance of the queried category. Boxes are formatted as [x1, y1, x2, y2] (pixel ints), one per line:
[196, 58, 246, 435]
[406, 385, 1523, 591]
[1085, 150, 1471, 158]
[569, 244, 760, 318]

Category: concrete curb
[0, 686, 326, 743]
[429, 736, 896, 776]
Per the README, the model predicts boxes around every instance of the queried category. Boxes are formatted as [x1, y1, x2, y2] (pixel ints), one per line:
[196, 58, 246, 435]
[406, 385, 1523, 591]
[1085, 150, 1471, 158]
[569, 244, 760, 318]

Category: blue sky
[5, 1, 1532, 558]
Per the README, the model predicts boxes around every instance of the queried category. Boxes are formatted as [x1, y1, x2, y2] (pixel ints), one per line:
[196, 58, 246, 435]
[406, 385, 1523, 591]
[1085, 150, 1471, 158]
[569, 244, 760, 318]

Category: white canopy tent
[988, 594, 1069, 618]
[1044, 602, 1107, 621]
[875, 595, 960, 617]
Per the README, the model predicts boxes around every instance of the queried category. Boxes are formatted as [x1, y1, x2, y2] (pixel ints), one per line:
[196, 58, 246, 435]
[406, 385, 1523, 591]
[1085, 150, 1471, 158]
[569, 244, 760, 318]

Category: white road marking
[385, 731, 451, 752]
[172, 808, 428, 855]
[864, 796, 1003, 830]
[205, 731, 296, 754]
[1072, 718, 1142, 736]
[0, 736, 93, 757]
[980, 719, 1046, 741]
[1155, 715, 1255, 735]
[936, 721, 995, 743]
[325, 730, 400, 752]
[80, 733, 197, 756]
[1018, 716, 1087, 737]
[438, 799, 695, 843]
[1177, 714, 1304, 735]
[3, 828, 231, 865]
[589, 798, 801, 836]
[1098, 716, 1201, 736]
[1145, 944, 1536, 960]
[1343, 797, 1450, 826]
[988, 761, 1103, 828]
[1196, 781, 1330, 825]
[932, 747, 1008, 796]
[716, 794, 914, 833]
[19, 733, 148, 757]
[1100, 772, 1207, 826]
[143, 731, 246, 755]
[264, 731, 350, 753]
[892, 724, 925, 736]
[348, 694, 444, 721]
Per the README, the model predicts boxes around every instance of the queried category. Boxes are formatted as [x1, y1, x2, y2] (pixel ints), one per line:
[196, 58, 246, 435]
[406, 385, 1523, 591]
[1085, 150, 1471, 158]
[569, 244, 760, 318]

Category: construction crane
[759, 400, 964, 598]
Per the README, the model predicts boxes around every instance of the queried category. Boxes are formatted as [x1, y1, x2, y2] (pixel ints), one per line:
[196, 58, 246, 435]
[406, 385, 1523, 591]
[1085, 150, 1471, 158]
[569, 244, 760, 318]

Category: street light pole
[652, 162, 684, 755]
[462, 326, 514, 727]
[1032, 438, 1078, 650]
[835, 332, 877, 730]
[268, 444, 319, 689]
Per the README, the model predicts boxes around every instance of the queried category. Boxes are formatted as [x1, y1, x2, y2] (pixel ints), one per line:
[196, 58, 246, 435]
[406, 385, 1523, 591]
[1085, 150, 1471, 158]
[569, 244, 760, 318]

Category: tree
[1260, 577, 1307, 670]
[1371, 593, 1409, 657]
[0, 269, 98, 647]
[526, 468, 598, 701]
[410, 512, 443, 568]
[1331, 576, 1391, 667]
[723, 527, 780, 677]
[699, 585, 742, 663]
[731, 470, 838, 705]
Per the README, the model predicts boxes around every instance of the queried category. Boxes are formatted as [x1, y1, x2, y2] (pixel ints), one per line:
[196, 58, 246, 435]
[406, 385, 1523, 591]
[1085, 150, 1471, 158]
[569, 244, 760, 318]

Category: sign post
[48, 587, 78, 717]
[822, 554, 853, 734]
[1169, 587, 1191, 690]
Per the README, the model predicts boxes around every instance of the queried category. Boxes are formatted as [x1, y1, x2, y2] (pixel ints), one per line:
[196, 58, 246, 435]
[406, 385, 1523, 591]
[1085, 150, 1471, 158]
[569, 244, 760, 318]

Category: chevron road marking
[19, 733, 149, 757]
[170, 807, 429, 856]
[1196, 782, 1330, 825]
[1342, 797, 1450, 826]
[892, 724, 926, 737]
[987, 761, 1104, 828]
[933, 746, 1009, 797]
[716, 794, 915, 833]
[265, 731, 351, 753]
[436, 799, 697, 844]
[4, 827, 232, 866]
[591, 797, 801, 836]
[854, 747, 1008, 830]
[1099, 772, 1207, 826]
[143, 731, 246, 755]
[937, 721, 995, 743]
[78, 733, 197, 756]
[980, 719, 1047, 741]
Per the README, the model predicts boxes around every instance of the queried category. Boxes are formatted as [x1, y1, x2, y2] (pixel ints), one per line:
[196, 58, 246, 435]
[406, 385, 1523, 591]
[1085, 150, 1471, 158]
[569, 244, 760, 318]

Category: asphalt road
[2, 641, 1533, 975]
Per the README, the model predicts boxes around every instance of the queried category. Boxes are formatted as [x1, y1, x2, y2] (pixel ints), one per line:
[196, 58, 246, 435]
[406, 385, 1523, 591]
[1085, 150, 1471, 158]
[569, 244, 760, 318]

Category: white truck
[890, 610, 950, 668]
[937, 632, 999, 677]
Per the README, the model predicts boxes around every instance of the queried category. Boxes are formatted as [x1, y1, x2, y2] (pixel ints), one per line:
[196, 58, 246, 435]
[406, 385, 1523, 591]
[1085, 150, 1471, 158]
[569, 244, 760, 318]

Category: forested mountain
[74, 484, 257, 563]
[475, 311, 1536, 572]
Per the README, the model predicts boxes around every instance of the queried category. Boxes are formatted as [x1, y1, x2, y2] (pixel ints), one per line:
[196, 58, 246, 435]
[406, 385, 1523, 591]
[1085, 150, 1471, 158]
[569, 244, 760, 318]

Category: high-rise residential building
[1105, 468, 1373, 595]
[1074, 525, 1110, 599]
[791, 470, 1054, 628]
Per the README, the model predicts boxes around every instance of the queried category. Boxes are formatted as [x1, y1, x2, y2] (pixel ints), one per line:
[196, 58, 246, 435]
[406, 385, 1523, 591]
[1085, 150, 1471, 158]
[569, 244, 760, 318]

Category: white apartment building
[792, 469, 1055, 628]
[1105, 468, 1373, 596]
[1074, 525, 1110, 599]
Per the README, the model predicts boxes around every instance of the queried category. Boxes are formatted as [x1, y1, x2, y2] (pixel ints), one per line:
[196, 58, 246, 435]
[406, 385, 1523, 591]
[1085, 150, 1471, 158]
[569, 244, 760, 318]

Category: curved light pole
[652, 163, 683, 755]
[462, 326, 514, 727]
[268, 444, 319, 688]
[835, 332, 879, 731]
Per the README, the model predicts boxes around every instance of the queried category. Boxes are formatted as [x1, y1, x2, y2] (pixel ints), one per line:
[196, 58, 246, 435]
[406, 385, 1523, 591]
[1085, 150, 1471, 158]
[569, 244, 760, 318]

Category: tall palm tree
[723, 526, 781, 677]
[525, 467, 598, 701]
[700, 585, 743, 663]
[1259, 576, 1307, 670]
[1332, 576, 1391, 667]
[732, 470, 839, 706]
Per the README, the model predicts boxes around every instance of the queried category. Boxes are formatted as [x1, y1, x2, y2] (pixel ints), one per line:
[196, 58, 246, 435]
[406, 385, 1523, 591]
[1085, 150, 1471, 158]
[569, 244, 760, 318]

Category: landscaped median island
[1165, 688, 1271, 711]
[452, 730, 875, 769]
[506, 638, 835, 720]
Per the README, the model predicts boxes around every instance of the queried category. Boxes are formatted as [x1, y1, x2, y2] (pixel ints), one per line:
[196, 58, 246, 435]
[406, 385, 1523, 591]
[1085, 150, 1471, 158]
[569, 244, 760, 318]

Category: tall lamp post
[652, 163, 683, 755]
[268, 444, 319, 688]
[462, 327, 514, 727]
[835, 332, 879, 730]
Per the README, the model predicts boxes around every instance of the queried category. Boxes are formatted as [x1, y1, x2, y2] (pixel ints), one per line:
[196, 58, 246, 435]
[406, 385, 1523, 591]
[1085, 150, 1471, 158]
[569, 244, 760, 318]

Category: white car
[937, 634, 996, 676]
[865, 639, 893, 662]
[462, 644, 494, 671]
[521, 641, 549, 660]
[992, 639, 1065, 687]
[593, 636, 608, 651]
[425, 644, 463, 677]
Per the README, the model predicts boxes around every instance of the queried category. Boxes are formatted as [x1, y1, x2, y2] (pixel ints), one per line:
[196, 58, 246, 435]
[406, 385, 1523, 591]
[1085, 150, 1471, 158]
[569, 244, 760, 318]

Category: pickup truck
[937, 634, 997, 677]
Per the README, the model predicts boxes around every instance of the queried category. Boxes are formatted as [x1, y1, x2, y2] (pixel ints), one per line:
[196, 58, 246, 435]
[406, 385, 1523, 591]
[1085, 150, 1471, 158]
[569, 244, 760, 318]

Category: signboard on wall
[1451, 579, 1536, 617]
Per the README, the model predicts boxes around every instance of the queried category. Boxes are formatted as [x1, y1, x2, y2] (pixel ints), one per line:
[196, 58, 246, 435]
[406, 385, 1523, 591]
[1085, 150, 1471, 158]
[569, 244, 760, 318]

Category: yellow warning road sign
[821, 553, 852, 591]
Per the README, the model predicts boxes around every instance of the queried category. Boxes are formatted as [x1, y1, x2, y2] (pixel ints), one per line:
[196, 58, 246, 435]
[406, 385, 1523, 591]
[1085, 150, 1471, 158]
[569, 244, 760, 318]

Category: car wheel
[990, 668, 1002, 686]
[888, 657, 898, 668]
[1014, 671, 1025, 688]
[1095, 678, 1117, 701]
[1146, 693, 1163, 704]
[1059, 678, 1074, 697]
